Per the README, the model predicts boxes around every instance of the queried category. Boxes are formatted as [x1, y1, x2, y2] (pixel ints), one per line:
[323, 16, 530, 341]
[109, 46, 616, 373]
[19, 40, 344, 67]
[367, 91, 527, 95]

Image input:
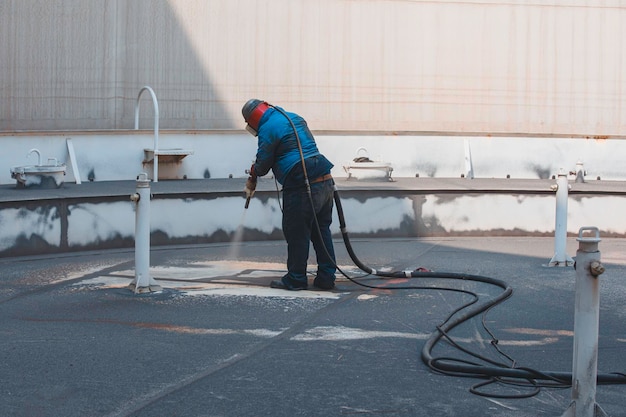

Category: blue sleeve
[254, 131, 277, 177]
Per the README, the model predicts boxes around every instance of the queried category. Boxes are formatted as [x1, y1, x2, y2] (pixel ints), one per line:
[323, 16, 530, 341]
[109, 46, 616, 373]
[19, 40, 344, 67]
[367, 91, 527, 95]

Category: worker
[242, 99, 336, 291]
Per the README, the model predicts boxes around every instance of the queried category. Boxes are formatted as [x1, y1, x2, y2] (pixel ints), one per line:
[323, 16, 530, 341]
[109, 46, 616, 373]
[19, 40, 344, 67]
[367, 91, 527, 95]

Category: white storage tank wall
[0, 0, 624, 136]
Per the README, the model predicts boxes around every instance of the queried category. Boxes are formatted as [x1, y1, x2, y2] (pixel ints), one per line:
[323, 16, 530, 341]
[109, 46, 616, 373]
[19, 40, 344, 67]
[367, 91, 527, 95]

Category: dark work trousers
[280, 178, 336, 289]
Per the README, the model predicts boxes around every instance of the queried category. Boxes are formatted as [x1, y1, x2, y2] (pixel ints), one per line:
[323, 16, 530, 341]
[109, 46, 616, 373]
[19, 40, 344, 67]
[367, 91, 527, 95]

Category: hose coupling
[590, 261, 605, 277]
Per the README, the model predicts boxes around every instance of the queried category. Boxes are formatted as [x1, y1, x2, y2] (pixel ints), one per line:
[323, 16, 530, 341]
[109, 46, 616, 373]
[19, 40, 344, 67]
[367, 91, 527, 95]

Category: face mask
[245, 124, 258, 136]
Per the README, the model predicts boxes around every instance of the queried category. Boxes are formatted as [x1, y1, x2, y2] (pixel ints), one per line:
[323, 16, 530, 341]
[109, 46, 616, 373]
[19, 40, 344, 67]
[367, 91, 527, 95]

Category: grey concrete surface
[1, 236, 625, 417]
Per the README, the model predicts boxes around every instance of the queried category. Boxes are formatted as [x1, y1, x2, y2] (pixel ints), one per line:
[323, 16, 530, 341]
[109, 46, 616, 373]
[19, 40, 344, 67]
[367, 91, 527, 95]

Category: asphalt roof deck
[1, 236, 625, 416]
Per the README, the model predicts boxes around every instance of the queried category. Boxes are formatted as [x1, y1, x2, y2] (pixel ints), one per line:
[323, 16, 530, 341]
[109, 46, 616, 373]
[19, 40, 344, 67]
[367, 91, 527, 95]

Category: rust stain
[385, 278, 410, 285]
[22, 317, 228, 335]
[371, 288, 394, 295]
[133, 322, 213, 334]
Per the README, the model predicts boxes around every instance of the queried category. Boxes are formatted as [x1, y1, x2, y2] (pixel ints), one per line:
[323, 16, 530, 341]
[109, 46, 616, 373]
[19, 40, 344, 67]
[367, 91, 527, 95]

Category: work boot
[313, 277, 335, 291]
[270, 277, 307, 291]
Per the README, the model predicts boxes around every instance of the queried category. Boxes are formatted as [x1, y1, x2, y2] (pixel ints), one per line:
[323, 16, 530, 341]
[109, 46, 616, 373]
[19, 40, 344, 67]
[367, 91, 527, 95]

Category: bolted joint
[589, 261, 605, 277]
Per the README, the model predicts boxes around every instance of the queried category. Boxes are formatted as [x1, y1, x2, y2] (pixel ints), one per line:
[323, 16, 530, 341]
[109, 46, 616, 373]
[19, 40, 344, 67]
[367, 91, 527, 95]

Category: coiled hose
[268, 102, 626, 394]
[333, 187, 626, 391]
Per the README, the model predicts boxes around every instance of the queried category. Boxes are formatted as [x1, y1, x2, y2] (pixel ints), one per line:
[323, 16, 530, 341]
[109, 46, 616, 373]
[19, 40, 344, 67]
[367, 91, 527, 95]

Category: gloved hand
[245, 164, 258, 196]
[244, 164, 257, 209]
[244, 175, 257, 209]
[244, 176, 257, 199]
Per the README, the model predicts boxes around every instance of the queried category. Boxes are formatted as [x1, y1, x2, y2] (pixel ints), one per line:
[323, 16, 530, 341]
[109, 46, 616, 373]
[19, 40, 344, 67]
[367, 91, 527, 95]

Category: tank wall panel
[1, 0, 624, 135]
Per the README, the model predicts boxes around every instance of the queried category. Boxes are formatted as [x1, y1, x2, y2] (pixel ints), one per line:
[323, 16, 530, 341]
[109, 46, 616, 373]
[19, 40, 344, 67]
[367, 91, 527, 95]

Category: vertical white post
[574, 160, 586, 183]
[129, 173, 162, 294]
[65, 138, 81, 184]
[463, 138, 474, 179]
[549, 169, 574, 266]
[561, 227, 609, 417]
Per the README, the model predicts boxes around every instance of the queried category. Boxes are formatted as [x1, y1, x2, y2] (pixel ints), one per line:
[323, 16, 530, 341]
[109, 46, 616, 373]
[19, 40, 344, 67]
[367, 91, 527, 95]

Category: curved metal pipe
[28, 148, 42, 166]
[135, 86, 160, 182]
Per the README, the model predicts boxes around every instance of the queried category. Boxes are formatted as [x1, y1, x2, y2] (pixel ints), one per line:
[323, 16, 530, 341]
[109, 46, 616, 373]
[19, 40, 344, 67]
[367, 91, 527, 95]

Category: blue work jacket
[254, 107, 331, 185]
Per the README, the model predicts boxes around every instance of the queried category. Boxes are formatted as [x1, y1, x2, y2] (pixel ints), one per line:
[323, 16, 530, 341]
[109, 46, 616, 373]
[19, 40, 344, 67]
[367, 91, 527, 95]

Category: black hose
[334, 188, 373, 275]
[267, 103, 626, 394]
[334, 188, 626, 388]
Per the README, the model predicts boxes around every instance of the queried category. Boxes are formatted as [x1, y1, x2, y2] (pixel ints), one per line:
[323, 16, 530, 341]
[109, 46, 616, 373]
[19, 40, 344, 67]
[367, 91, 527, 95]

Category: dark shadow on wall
[0, 0, 231, 131]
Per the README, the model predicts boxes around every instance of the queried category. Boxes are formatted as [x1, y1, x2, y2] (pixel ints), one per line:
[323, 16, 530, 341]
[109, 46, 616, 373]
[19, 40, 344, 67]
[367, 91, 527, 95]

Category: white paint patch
[291, 326, 429, 341]
[77, 275, 343, 299]
[423, 195, 555, 233]
[497, 337, 559, 347]
[180, 286, 342, 299]
[153, 197, 283, 237]
[185, 328, 283, 337]
[357, 294, 378, 301]
[73, 260, 349, 299]
[504, 328, 574, 337]
[0, 207, 61, 251]
[485, 399, 519, 411]
[110, 261, 356, 280]
[566, 196, 626, 235]
[132, 324, 284, 338]
[66, 198, 282, 249]
[110, 265, 285, 281]
[422, 194, 626, 235]
[333, 197, 414, 234]
[151, 260, 288, 279]
[68, 201, 134, 246]
[244, 329, 286, 338]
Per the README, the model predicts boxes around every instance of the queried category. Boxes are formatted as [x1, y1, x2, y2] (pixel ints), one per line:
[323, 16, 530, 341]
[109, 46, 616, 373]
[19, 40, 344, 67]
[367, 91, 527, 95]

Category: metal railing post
[549, 169, 574, 266]
[128, 173, 162, 294]
[561, 227, 609, 417]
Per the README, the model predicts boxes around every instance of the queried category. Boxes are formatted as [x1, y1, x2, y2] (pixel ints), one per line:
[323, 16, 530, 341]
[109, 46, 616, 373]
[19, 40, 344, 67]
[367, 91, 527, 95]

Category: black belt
[309, 174, 333, 184]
